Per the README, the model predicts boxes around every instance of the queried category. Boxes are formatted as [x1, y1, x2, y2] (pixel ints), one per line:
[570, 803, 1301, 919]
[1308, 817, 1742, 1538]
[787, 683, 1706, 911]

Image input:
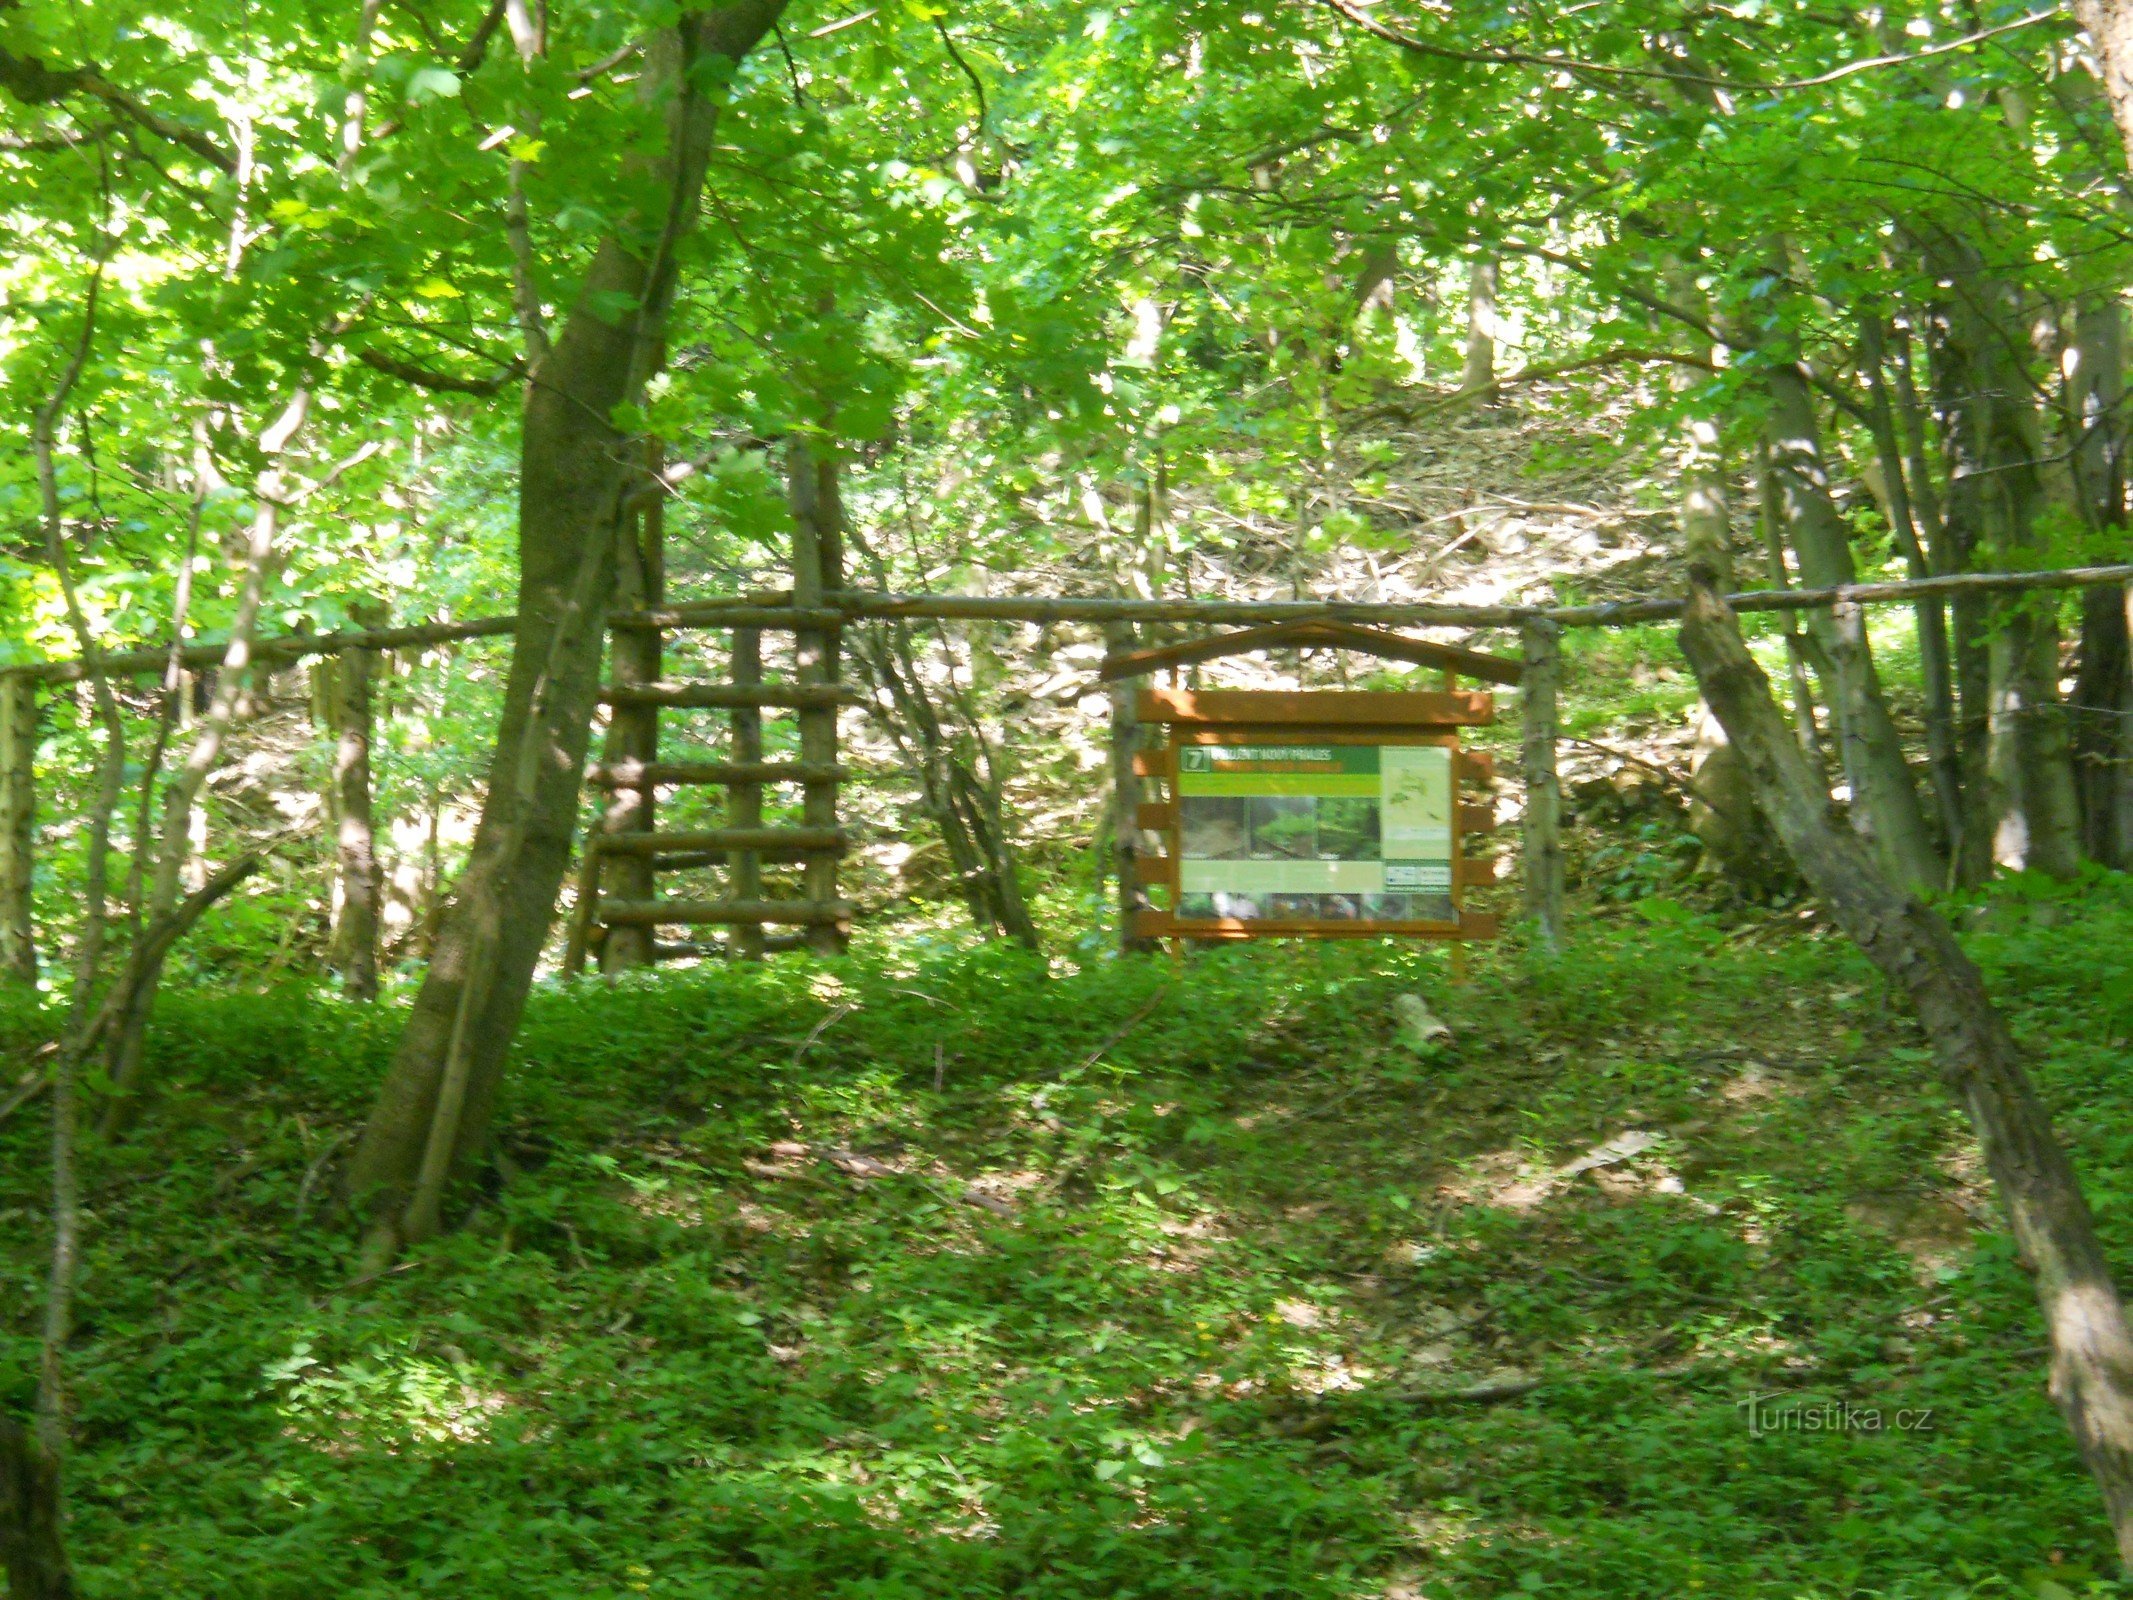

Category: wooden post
[597, 458, 665, 972]
[1105, 621, 1158, 954]
[1520, 618, 1564, 952]
[0, 676, 36, 983]
[789, 440, 847, 956]
[728, 627, 765, 959]
[330, 645, 381, 999]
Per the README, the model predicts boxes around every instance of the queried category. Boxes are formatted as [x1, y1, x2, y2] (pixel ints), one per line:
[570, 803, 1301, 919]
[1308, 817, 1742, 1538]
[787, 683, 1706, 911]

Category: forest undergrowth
[6, 870, 2133, 1599]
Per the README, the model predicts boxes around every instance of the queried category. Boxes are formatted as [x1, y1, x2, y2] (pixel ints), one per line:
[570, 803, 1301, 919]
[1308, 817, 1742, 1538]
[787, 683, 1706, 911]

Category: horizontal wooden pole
[1458, 803, 1496, 834]
[653, 934, 808, 959]
[13, 563, 2133, 684]
[1457, 749, 1495, 785]
[0, 613, 518, 684]
[600, 683, 856, 710]
[614, 606, 844, 631]
[1140, 687, 1494, 727]
[599, 898, 855, 926]
[639, 848, 827, 869]
[607, 565, 2133, 637]
[1136, 800, 1176, 832]
[588, 760, 849, 788]
[1100, 618, 1524, 685]
[595, 827, 847, 856]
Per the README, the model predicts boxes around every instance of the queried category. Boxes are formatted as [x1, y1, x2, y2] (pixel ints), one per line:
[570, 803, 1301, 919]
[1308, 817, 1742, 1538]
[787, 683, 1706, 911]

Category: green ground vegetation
[8, 871, 2133, 1598]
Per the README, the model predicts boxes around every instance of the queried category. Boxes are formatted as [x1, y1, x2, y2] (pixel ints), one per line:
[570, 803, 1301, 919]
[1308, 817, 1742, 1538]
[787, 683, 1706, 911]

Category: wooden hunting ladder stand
[565, 445, 857, 972]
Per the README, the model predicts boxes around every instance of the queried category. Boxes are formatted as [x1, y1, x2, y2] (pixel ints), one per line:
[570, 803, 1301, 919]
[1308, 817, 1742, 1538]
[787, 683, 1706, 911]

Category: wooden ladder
[565, 444, 853, 971]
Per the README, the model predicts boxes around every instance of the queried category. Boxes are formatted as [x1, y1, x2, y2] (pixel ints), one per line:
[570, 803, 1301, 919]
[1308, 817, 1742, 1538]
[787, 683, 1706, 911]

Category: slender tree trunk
[1678, 569, 2133, 1575]
[1862, 312, 1963, 846]
[346, 1, 789, 1239]
[1105, 621, 1159, 954]
[1756, 444, 1828, 773]
[2068, 296, 2131, 865]
[0, 1416, 71, 1600]
[1763, 364, 1944, 891]
[788, 438, 849, 956]
[2072, 0, 2133, 174]
[1463, 256, 1497, 401]
[0, 678, 36, 984]
[597, 451, 664, 973]
[1520, 619, 1564, 949]
[1924, 245, 2082, 877]
[329, 646, 381, 998]
[103, 393, 306, 1135]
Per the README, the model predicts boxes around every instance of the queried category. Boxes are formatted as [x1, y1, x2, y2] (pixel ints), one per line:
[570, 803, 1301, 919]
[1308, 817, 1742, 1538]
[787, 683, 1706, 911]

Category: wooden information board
[1129, 689, 1499, 943]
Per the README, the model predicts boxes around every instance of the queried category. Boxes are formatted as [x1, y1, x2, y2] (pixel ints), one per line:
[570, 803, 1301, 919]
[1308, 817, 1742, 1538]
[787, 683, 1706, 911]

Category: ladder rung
[652, 935, 809, 959]
[594, 827, 847, 856]
[600, 683, 856, 710]
[588, 761, 848, 788]
[599, 898, 854, 927]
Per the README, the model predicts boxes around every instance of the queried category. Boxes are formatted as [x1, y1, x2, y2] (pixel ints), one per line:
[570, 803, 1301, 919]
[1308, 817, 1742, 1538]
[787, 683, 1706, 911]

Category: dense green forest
[12, 0, 2133, 1594]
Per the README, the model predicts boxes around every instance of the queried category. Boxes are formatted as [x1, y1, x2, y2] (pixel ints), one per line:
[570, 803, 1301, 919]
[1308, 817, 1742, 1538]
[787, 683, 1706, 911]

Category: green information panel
[1174, 741, 1454, 923]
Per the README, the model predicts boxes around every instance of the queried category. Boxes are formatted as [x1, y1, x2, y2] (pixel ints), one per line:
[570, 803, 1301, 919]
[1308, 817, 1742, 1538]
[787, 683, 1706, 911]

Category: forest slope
[6, 877, 2132, 1598]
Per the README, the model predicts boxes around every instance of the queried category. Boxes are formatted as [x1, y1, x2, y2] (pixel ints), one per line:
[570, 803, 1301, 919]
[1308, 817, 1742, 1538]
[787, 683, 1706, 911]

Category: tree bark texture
[1105, 621, 1160, 955]
[2073, 0, 2133, 175]
[0, 678, 35, 983]
[1927, 252, 2083, 877]
[1519, 619, 1564, 950]
[1678, 572, 2133, 1574]
[329, 647, 381, 999]
[2069, 297, 2132, 866]
[1463, 256, 1498, 400]
[0, 1417, 72, 1600]
[1762, 364, 1944, 891]
[598, 460, 664, 973]
[347, 0, 789, 1230]
[788, 439, 848, 956]
[727, 627, 766, 959]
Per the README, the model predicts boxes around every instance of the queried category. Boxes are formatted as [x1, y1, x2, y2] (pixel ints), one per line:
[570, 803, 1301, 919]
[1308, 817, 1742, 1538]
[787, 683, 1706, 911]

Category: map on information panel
[1174, 741, 1454, 924]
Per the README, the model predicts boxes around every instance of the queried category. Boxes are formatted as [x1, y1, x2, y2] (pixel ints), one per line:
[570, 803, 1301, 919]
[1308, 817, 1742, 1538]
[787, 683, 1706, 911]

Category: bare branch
[355, 345, 515, 394]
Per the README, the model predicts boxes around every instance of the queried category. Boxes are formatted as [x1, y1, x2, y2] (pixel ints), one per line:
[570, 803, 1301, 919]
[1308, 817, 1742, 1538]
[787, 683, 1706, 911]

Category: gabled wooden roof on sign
[1136, 687, 1496, 727]
[1096, 617, 1523, 685]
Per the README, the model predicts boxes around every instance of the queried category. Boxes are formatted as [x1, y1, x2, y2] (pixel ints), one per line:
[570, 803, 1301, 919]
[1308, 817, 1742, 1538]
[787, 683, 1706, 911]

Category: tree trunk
[788, 438, 849, 957]
[1990, 613, 2085, 877]
[1862, 313, 1963, 846]
[346, 1, 788, 1238]
[1678, 570, 2133, 1574]
[2073, 0, 2133, 173]
[329, 646, 381, 998]
[103, 393, 305, 1135]
[0, 1418, 72, 1600]
[1924, 246, 2082, 878]
[0, 677, 35, 984]
[727, 627, 765, 960]
[2069, 296, 2131, 866]
[1763, 364, 1944, 892]
[597, 454, 664, 973]
[1463, 256, 1497, 400]
[1105, 621, 1159, 954]
[1520, 619, 1564, 949]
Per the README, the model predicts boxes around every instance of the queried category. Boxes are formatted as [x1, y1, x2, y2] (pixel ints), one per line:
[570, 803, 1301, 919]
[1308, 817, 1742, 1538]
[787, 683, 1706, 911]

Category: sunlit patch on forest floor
[6, 874, 2133, 1598]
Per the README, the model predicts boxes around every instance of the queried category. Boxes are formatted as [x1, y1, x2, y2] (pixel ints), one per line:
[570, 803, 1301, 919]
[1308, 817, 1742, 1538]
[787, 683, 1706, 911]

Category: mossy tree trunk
[1679, 570, 2133, 1575]
[346, 1, 788, 1250]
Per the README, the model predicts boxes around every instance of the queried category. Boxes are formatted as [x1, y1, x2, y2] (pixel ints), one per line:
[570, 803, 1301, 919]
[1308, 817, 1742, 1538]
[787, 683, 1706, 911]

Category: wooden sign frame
[1128, 688, 1500, 944]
